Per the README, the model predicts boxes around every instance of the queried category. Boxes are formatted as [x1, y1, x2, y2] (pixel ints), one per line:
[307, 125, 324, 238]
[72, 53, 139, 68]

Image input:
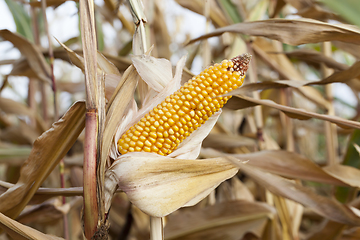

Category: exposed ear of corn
[118, 53, 252, 155]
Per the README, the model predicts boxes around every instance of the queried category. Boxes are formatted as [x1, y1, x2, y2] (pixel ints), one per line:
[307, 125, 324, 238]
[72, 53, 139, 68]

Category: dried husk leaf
[101, 65, 138, 185]
[105, 153, 239, 217]
[0, 101, 85, 219]
[0, 211, 64, 240]
[164, 200, 274, 240]
[132, 54, 172, 92]
[187, 18, 360, 46]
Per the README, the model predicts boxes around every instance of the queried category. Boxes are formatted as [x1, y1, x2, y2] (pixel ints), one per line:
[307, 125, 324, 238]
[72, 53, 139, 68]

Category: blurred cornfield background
[2, 0, 360, 239]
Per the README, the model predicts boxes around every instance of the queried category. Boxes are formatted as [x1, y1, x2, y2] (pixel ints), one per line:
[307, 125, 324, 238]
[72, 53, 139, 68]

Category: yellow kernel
[168, 118, 175, 125]
[145, 140, 151, 147]
[151, 145, 159, 152]
[136, 141, 144, 147]
[143, 147, 151, 152]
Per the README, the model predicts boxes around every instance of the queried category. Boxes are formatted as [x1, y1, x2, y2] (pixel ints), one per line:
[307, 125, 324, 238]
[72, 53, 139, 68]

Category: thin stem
[150, 217, 163, 240]
[321, 41, 338, 165]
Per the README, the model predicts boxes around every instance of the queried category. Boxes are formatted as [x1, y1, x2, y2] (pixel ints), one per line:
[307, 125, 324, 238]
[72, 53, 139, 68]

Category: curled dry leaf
[105, 152, 239, 217]
[187, 18, 360, 46]
[0, 101, 85, 219]
[0, 29, 51, 83]
[226, 95, 360, 129]
[164, 200, 274, 240]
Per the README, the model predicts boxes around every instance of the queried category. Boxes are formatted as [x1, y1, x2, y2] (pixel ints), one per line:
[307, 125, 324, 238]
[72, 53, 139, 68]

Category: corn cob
[118, 53, 251, 156]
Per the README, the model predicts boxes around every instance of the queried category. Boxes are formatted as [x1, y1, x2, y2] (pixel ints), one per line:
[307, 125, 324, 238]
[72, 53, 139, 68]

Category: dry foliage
[1, 0, 360, 239]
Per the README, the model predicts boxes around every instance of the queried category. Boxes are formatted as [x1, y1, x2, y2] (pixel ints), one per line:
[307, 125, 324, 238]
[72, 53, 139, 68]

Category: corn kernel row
[118, 53, 251, 155]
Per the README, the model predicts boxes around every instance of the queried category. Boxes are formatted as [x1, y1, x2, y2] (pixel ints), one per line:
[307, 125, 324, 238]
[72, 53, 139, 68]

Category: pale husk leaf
[106, 153, 239, 217]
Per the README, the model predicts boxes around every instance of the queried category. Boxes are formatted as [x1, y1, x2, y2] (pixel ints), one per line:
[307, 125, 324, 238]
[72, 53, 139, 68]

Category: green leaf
[96, 11, 104, 51]
[4, 0, 34, 41]
[321, 0, 360, 27]
[335, 129, 360, 203]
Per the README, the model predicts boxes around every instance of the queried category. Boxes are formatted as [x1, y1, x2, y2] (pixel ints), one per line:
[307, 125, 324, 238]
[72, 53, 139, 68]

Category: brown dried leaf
[202, 133, 256, 149]
[17, 198, 71, 224]
[233, 80, 306, 95]
[0, 30, 51, 83]
[0, 97, 46, 133]
[57, 81, 85, 94]
[308, 61, 360, 85]
[226, 95, 360, 129]
[28, 0, 76, 7]
[297, 4, 342, 21]
[323, 165, 360, 188]
[187, 18, 360, 46]
[237, 163, 360, 226]
[201, 149, 352, 186]
[333, 41, 360, 59]
[175, 0, 229, 28]
[202, 149, 345, 185]
[164, 200, 274, 240]
[0, 101, 85, 219]
[284, 49, 348, 71]
[0, 211, 64, 240]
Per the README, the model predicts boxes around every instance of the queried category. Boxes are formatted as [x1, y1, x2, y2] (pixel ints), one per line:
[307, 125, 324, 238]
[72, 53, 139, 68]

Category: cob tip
[229, 53, 252, 76]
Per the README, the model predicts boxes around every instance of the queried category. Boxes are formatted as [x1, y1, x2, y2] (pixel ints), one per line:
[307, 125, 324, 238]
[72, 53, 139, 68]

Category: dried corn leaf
[226, 95, 360, 129]
[176, 0, 229, 27]
[164, 200, 274, 240]
[323, 165, 360, 188]
[236, 163, 360, 226]
[202, 133, 256, 149]
[105, 153, 239, 217]
[17, 198, 71, 224]
[201, 149, 346, 186]
[187, 18, 360, 46]
[309, 61, 360, 85]
[0, 30, 51, 83]
[0, 211, 64, 240]
[0, 101, 85, 219]
[284, 49, 348, 71]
